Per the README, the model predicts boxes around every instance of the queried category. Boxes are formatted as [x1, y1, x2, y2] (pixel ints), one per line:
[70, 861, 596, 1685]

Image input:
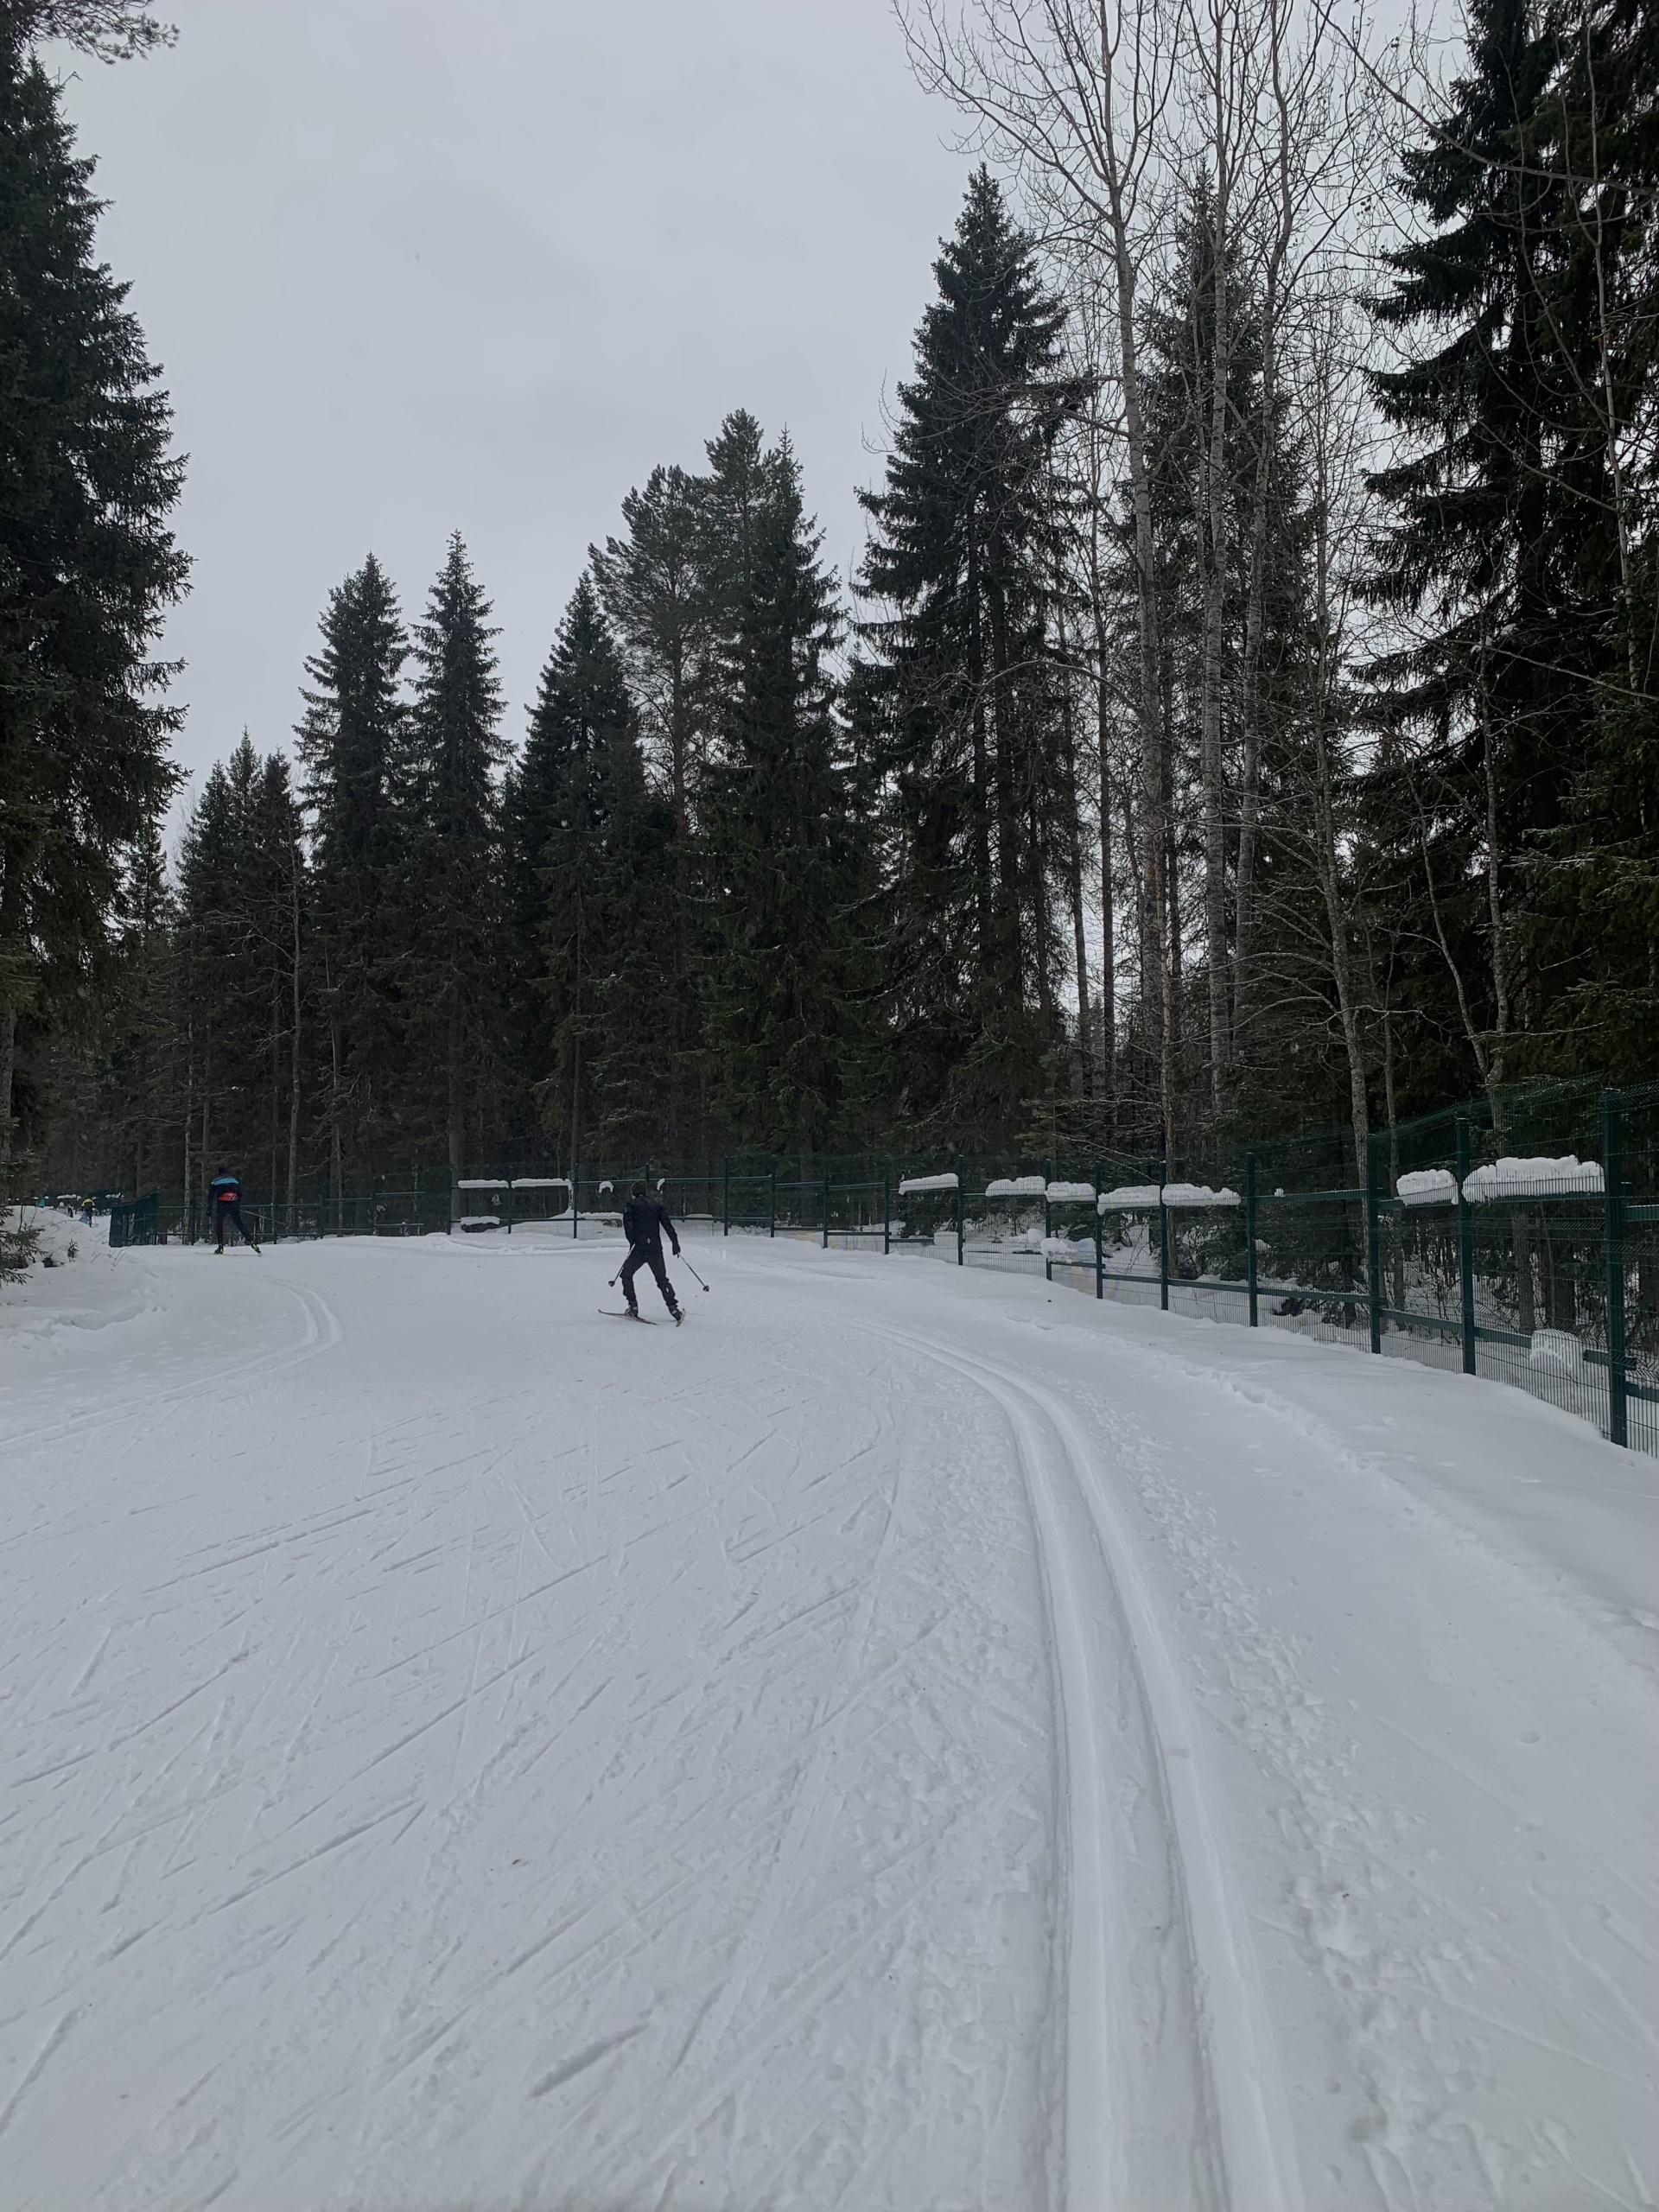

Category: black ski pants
[213, 1200, 258, 1249]
[620, 1240, 677, 1313]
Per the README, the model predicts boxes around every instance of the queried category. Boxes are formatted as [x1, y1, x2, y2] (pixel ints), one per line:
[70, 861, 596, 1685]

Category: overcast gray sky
[52, 1, 968, 816]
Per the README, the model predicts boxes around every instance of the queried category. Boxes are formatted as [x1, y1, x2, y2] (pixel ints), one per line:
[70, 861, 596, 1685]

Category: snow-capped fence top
[454, 1179, 507, 1191]
[898, 1173, 959, 1195]
[1463, 1154, 1604, 1202]
[1396, 1168, 1459, 1206]
[985, 1174, 1047, 1198]
[1098, 1181, 1240, 1210]
[1046, 1181, 1097, 1204]
[508, 1177, 570, 1191]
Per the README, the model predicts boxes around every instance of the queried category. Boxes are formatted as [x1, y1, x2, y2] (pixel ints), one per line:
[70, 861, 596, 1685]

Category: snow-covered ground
[2, 1224, 1654, 2212]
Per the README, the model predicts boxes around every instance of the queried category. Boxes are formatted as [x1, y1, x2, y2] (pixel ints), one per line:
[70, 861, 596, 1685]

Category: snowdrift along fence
[99, 1076, 1658, 1455]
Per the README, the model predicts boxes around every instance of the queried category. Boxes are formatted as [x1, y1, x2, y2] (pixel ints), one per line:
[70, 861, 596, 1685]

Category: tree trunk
[0, 1006, 16, 1180]
[1053, 584, 1091, 1090]
[1310, 499, 1370, 1179]
[1480, 671, 1510, 1087]
[1199, 118, 1234, 1109]
[288, 847, 302, 1234]
[1114, 232, 1173, 1157]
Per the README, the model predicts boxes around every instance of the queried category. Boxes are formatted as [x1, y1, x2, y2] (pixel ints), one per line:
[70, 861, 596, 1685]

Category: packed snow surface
[1463, 1154, 1605, 1201]
[1395, 1168, 1459, 1206]
[3, 1223, 1656, 2212]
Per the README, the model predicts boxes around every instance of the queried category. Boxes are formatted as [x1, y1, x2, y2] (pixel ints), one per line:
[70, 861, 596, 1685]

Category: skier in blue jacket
[207, 1167, 261, 1253]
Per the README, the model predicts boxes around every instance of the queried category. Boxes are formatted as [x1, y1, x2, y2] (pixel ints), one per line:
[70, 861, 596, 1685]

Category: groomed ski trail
[3, 1225, 1654, 2210]
[868, 1320, 1304, 2212]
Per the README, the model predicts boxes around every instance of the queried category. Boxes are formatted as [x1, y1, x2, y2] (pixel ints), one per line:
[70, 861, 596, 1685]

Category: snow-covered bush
[2, 1205, 42, 1284]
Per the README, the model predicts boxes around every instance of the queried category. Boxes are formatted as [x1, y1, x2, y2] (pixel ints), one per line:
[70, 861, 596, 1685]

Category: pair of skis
[602, 1249, 709, 1325]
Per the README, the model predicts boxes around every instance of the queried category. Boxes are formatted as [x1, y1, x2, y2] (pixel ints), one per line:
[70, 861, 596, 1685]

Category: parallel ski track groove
[1, 1281, 343, 1458]
[872, 1319, 1306, 2212]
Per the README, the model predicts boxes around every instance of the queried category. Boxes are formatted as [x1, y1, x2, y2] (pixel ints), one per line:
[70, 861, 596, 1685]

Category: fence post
[1603, 1088, 1628, 1448]
[1044, 1156, 1053, 1284]
[1094, 1157, 1103, 1300]
[722, 1157, 731, 1236]
[572, 1162, 580, 1243]
[1456, 1116, 1476, 1375]
[957, 1158, 965, 1267]
[1158, 1157, 1170, 1313]
[823, 1169, 830, 1250]
[1246, 1153, 1258, 1327]
[1366, 1130, 1382, 1355]
[768, 1159, 776, 1239]
[883, 1162, 891, 1255]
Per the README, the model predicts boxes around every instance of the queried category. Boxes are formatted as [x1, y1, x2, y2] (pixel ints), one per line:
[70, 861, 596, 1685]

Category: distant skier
[620, 1180, 682, 1322]
[207, 1166, 261, 1254]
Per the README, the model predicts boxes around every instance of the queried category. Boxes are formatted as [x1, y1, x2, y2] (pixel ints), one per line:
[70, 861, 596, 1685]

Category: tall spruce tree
[0, 9, 187, 1175]
[176, 739, 305, 1210]
[592, 461, 718, 1152]
[855, 169, 1085, 1147]
[1365, 0, 1567, 1094]
[110, 820, 176, 1194]
[1523, 0, 1659, 1070]
[297, 554, 410, 1185]
[513, 574, 674, 1163]
[697, 434, 867, 1169]
[400, 534, 507, 1170]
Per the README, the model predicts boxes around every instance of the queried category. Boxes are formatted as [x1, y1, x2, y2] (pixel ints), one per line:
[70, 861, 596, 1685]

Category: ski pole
[678, 1252, 711, 1293]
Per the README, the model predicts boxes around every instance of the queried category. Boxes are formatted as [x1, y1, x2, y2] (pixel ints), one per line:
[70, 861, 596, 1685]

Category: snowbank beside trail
[0, 1205, 150, 1343]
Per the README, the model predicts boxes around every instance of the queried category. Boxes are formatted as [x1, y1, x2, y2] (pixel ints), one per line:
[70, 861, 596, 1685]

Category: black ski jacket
[623, 1196, 679, 1257]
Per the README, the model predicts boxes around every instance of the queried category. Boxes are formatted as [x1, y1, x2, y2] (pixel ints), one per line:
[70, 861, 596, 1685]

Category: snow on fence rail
[1161, 1183, 1240, 1209]
[1462, 1155, 1604, 1201]
[1397, 1169, 1459, 1206]
[899, 1173, 960, 1195]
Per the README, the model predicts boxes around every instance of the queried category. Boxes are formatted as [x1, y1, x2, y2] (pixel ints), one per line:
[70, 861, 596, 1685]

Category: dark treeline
[6, 0, 1657, 1213]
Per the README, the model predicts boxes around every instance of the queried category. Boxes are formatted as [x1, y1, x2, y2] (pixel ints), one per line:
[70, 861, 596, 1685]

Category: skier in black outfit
[620, 1181, 682, 1322]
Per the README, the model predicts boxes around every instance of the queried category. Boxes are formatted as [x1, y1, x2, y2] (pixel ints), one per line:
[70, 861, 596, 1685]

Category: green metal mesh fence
[96, 1078, 1658, 1455]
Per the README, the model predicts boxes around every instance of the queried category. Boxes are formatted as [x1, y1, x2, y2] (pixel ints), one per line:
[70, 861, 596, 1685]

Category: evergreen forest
[3, 0, 1656, 1215]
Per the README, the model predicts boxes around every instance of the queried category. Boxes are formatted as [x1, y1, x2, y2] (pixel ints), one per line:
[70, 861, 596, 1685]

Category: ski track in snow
[1, 1227, 1655, 2211]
